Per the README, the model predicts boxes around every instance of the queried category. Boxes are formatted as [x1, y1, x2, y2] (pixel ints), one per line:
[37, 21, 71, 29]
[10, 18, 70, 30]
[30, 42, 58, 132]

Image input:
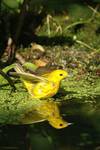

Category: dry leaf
[31, 43, 45, 52]
[35, 59, 48, 67]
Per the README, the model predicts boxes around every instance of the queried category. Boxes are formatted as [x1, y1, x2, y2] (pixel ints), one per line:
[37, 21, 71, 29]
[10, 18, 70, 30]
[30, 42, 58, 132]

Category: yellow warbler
[14, 63, 68, 99]
[20, 100, 71, 129]
[14, 64, 71, 129]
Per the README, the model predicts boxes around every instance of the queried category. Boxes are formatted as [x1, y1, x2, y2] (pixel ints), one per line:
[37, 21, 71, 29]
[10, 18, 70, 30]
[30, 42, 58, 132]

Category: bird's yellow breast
[31, 81, 59, 99]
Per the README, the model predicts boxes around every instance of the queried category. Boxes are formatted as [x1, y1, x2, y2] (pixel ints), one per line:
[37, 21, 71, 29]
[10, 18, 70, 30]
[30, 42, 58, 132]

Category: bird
[14, 63, 68, 99]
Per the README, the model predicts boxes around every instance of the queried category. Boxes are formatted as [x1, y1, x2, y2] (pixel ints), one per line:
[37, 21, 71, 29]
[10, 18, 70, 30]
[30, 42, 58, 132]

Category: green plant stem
[64, 20, 91, 31]
[75, 40, 96, 51]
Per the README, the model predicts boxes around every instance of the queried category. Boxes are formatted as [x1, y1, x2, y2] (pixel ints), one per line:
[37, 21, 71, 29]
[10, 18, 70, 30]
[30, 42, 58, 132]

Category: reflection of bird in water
[20, 100, 71, 129]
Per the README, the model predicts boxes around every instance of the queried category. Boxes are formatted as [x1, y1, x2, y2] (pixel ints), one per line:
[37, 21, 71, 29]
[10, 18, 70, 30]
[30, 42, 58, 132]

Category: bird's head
[48, 117, 72, 129]
[48, 69, 68, 82]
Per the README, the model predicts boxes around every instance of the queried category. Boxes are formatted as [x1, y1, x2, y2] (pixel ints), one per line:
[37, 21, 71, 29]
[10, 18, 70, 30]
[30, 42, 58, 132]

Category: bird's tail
[14, 63, 34, 95]
[14, 63, 25, 73]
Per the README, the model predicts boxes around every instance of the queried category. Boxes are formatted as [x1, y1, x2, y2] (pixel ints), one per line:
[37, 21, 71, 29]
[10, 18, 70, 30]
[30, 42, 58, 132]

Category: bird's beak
[67, 122, 73, 126]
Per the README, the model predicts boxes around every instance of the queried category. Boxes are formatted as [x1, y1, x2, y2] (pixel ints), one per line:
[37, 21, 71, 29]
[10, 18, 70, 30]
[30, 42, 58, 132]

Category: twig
[2, 0, 31, 66]
[88, 4, 100, 17]
[75, 39, 97, 51]
[64, 20, 91, 31]
[14, 0, 31, 44]
[0, 69, 16, 91]
[5, 38, 16, 65]
[46, 15, 51, 37]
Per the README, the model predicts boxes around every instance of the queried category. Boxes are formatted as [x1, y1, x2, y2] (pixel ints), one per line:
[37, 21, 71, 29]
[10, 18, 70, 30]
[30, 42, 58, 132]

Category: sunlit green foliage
[2, 0, 23, 10]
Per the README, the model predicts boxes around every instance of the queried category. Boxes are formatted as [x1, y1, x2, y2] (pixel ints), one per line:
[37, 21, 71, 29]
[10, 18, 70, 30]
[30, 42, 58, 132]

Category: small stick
[0, 69, 16, 91]
[75, 39, 96, 51]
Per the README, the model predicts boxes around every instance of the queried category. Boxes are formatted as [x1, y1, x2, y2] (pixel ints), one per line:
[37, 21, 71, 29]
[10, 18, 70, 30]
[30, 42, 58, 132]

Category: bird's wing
[15, 72, 48, 83]
[20, 110, 46, 124]
[14, 63, 48, 83]
[41, 72, 51, 78]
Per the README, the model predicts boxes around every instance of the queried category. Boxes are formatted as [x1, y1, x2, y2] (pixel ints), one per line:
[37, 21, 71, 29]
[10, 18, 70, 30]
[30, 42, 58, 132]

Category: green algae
[0, 71, 99, 128]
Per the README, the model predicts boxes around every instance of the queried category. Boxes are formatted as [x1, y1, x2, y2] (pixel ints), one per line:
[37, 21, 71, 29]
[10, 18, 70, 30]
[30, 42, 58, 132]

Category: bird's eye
[59, 123, 63, 126]
[59, 73, 63, 76]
